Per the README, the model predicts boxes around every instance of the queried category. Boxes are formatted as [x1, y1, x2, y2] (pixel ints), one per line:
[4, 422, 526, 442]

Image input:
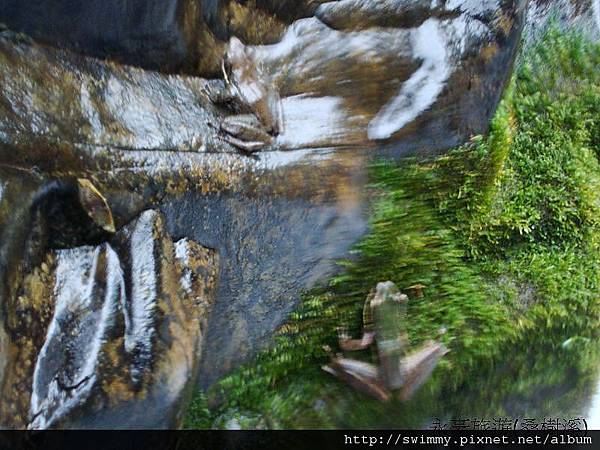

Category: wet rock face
[0, 0, 329, 76]
[0, 33, 233, 158]
[0, 0, 195, 74]
[257, 0, 526, 153]
[1, 204, 218, 429]
[1, 1, 525, 156]
[0, 1, 527, 429]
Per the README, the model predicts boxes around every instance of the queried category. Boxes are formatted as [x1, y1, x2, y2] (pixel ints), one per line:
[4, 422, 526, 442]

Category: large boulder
[1, 208, 218, 429]
[1, 1, 526, 155]
[252, 0, 526, 154]
[0, 33, 370, 427]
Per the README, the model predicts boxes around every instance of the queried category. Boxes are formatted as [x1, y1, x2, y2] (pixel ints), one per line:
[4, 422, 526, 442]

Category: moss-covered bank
[185, 28, 600, 429]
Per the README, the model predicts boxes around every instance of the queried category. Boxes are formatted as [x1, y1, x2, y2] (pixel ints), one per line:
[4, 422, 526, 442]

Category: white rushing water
[125, 210, 160, 382]
[368, 18, 450, 140]
[276, 95, 348, 148]
[29, 245, 125, 429]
